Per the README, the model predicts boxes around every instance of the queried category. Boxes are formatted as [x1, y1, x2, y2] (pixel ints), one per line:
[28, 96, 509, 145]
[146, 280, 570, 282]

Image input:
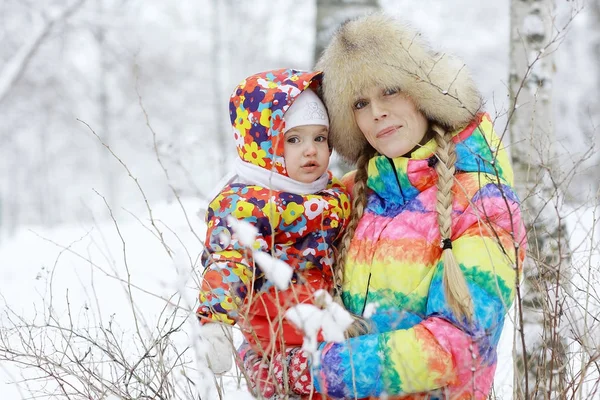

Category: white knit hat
[284, 89, 329, 131]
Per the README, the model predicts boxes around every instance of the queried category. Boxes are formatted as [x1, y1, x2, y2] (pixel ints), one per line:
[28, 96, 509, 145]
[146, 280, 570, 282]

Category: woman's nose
[371, 100, 388, 120]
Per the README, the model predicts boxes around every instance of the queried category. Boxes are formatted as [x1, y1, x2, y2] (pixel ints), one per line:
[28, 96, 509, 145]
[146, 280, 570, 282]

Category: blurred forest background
[1, 0, 597, 238]
[1, 1, 600, 399]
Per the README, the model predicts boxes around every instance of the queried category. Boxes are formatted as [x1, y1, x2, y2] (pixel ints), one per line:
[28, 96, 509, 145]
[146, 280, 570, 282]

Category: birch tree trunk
[210, 0, 228, 181]
[314, 0, 379, 175]
[94, 0, 116, 208]
[509, 0, 571, 398]
[591, 0, 600, 197]
[314, 0, 379, 65]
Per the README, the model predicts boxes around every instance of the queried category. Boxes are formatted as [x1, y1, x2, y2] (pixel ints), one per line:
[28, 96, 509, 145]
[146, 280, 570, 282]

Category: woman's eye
[384, 87, 399, 96]
[315, 135, 328, 143]
[353, 100, 368, 110]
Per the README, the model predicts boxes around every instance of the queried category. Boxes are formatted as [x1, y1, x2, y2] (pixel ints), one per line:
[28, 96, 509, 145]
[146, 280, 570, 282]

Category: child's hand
[200, 322, 233, 374]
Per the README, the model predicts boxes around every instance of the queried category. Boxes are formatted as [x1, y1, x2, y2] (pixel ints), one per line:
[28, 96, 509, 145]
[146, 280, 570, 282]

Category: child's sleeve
[326, 176, 353, 238]
[197, 188, 277, 325]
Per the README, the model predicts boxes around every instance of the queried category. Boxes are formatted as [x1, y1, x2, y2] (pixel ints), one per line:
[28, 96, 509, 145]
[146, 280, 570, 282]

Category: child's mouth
[302, 162, 319, 170]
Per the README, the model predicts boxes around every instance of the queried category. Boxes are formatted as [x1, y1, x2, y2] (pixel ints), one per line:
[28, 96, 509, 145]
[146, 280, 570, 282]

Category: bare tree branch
[0, 0, 87, 105]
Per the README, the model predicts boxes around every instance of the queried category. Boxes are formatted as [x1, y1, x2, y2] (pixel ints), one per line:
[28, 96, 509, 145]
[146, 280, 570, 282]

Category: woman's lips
[376, 125, 400, 139]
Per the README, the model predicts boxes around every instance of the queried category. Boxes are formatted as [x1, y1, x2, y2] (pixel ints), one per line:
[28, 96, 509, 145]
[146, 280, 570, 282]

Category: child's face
[283, 125, 330, 183]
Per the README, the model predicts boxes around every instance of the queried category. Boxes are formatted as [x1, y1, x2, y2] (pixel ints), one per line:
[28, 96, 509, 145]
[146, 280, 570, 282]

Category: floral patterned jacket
[197, 69, 350, 355]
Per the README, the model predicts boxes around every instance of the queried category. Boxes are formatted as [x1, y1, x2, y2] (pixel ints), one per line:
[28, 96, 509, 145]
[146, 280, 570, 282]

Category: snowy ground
[1, 198, 598, 399]
[0, 198, 252, 399]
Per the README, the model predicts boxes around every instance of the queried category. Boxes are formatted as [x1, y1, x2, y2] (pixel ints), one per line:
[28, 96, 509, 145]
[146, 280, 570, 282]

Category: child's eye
[383, 87, 399, 96]
[353, 99, 368, 110]
[286, 136, 300, 144]
[315, 135, 328, 143]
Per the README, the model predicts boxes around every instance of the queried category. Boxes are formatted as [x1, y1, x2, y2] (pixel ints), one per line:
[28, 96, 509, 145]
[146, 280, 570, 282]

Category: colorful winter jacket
[197, 69, 351, 355]
[312, 113, 527, 399]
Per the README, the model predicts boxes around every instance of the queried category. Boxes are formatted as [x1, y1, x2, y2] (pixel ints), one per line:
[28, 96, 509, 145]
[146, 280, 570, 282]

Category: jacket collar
[366, 113, 510, 207]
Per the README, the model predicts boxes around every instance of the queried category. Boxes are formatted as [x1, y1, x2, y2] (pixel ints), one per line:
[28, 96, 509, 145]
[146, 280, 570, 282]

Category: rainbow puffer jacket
[312, 113, 527, 399]
[197, 69, 351, 355]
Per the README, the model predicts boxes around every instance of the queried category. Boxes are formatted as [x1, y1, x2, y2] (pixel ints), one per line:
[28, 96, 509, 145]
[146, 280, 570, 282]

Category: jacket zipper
[361, 159, 404, 315]
[361, 273, 372, 315]
[386, 157, 405, 204]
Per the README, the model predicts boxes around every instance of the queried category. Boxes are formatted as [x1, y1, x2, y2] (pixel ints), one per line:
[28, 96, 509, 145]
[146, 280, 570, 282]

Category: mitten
[243, 349, 277, 398]
[243, 347, 312, 398]
[279, 348, 312, 395]
[200, 322, 233, 374]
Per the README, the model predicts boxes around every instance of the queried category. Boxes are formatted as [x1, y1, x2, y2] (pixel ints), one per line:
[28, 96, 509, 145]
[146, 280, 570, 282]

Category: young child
[196, 69, 350, 396]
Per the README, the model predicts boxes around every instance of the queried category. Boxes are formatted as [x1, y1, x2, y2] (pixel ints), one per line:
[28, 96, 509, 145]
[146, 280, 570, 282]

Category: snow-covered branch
[0, 0, 86, 104]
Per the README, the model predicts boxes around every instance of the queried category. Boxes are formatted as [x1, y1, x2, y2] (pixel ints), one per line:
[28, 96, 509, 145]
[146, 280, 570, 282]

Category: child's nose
[304, 142, 317, 155]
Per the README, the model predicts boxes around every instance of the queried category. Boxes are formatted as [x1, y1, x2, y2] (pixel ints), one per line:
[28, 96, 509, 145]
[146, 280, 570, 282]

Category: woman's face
[353, 87, 429, 158]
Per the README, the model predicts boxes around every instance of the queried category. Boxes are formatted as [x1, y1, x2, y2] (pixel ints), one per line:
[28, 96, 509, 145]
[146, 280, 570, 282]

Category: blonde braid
[432, 124, 474, 322]
[332, 151, 372, 337]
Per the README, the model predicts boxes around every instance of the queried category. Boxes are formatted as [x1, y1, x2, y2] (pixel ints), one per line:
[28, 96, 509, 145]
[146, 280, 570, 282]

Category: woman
[251, 12, 527, 399]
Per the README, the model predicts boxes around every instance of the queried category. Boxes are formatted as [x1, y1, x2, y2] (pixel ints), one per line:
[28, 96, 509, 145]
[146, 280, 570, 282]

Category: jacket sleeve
[326, 176, 352, 238]
[311, 180, 527, 399]
[197, 187, 278, 325]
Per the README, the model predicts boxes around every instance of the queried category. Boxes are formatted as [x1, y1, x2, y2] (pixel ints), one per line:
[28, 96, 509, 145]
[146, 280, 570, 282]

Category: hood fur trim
[315, 13, 482, 164]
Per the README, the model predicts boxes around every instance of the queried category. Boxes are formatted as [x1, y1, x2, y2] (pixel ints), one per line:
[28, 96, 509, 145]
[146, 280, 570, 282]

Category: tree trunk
[314, 0, 379, 175]
[509, 0, 571, 398]
[38, 113, 49, 226]
[211, 0, 228, 182]
[95, 0, 116, 208]
[591, 0, 600, 198]
[314, 0, 380, 67]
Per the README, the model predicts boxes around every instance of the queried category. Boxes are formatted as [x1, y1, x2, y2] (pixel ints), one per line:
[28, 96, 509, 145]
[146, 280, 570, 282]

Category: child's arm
[197, 188, 274, 374]
[326, 175, 353, 238]
[197, 187, 276, 325]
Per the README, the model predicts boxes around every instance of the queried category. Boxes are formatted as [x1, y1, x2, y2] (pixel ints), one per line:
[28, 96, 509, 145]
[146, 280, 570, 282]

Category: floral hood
[229, 69, 323, 177]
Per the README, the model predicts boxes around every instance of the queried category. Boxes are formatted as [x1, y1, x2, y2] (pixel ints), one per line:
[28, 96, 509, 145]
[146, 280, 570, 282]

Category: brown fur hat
[315, 13, 483, 164]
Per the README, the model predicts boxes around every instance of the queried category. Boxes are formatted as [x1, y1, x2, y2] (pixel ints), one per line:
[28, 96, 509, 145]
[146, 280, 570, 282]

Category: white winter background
[1, 0, 598, 399]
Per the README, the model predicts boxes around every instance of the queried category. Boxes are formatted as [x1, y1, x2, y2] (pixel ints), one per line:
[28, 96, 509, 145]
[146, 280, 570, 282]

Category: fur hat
[315, 13, 483, 164]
